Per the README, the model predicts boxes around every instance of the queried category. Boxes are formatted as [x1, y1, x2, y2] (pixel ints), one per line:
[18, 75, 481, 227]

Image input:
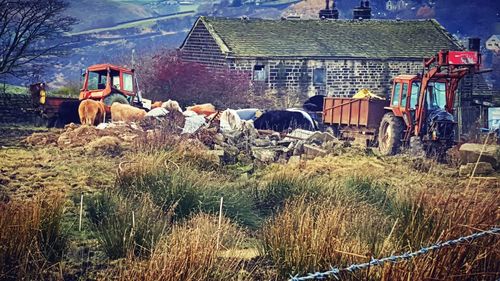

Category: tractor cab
[80, 64, 151, 110]
[389, 74, 454, 144]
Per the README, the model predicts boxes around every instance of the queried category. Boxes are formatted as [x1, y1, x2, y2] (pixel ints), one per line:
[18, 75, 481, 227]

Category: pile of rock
[211, 126, 343, 165]
[23, 108, 346, 164]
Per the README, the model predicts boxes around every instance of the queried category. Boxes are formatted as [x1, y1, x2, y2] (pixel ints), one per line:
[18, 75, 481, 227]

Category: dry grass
[379, 190, 500, 281]
[111, 214, 253, 281]
[260, 178, 500, 280]
[0, 147, 118, 199]
[1, 127, 498, 280]
[0, 194, 67, 280]
[261, 196, 382, 276]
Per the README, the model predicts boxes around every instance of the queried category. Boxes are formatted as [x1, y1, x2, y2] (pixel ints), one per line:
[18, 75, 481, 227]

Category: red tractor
[323, 50, 483, 156]
[79, 64, 151, 110]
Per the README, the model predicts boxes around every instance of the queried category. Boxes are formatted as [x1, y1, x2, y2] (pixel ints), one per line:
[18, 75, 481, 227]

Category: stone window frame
[313, 67, 326, 86]
[253, 64, 268, 82]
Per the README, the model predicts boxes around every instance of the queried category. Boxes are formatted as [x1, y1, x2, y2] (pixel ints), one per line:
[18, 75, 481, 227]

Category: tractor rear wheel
[378, 112, 404, 156]
[103, 93, 128, 107]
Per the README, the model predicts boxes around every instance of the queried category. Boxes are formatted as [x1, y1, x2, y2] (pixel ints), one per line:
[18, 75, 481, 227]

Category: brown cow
[186, 103, 216, 117]
[151, 101, 162, 109]
[78, 99, 106, 126]
[111, 102, 147, 123]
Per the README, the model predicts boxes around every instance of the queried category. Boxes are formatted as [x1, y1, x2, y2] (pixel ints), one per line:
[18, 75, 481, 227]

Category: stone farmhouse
[180, 13, 500, 134]
[180, 16, 463, 100]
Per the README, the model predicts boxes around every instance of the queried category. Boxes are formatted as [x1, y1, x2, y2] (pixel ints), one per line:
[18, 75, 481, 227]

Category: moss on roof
[195, 16, 462, 59]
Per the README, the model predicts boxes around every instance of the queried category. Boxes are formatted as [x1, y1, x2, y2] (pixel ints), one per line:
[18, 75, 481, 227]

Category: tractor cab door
[389, 77, 414, 125]
[120, 71, 135, 95]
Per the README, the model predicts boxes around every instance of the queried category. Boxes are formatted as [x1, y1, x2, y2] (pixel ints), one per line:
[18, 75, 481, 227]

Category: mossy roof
[187, 16, 462, 59]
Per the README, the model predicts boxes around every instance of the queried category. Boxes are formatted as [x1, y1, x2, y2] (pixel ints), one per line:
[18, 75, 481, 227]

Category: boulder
[459, 162, 495, 177]
[459, 143, 500, 168]
[307, 131, 337, 144]
[253, 138, 271, 147]
[303, 144, 327, 159]
[252, 148, 277, 163]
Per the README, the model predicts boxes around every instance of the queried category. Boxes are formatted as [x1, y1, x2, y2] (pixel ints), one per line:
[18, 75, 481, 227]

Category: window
[313, 68, 326, 85]
[123, 73, 133, 92]
[111, 71, 120, 90]
[400, 83, 408, 107]
[87, 71, 107, 90]
[253, 65, 267, 81]
[410, 82, 420, 109]
[426, 82, 446, 110]
[392, 82, 401, 106]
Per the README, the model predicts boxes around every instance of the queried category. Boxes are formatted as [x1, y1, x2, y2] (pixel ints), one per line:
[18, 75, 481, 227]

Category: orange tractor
[79, 64, 151, 110]
[29, 64, 151, 127]
[323, 50, 484, 156]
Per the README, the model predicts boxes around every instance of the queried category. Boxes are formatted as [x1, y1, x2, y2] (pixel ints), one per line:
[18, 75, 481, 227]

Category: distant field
[0, 84, 26, 95]
[259, 0, 301, 7]
[70, 9, 197, 35]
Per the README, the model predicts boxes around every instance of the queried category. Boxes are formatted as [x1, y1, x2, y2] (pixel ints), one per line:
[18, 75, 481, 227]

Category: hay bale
[84, 136, 123, 157]
[23, 132, 59, 146]
[57, 125, 99, 148]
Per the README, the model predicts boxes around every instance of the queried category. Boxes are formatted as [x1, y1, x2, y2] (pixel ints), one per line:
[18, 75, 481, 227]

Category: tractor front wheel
[103, 93, 128, 107]
[378, 112, 404, 156]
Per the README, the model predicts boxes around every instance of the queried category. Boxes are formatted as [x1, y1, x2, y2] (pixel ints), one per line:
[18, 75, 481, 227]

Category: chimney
[319, 0, 339, 19]
[353, 0, 372, 20]
[468, 37, 481, 52]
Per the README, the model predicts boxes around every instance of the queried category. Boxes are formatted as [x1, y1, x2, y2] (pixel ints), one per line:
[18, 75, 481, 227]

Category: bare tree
[0, 0, 76, 78]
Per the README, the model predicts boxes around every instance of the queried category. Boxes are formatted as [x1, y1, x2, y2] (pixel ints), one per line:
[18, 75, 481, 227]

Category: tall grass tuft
[116, 153, 258, 227]
[86, 192, 169, 259]
[261, 196, 384, 276]
[378, 191, 500, 280]
[0, 194, 67, 280]
[255, 173, 323, 216]
[113, 214, 251, 281]
[261, 179, 500, 280]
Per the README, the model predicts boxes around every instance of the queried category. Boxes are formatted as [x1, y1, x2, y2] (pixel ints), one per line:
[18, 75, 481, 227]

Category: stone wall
[229, 58, 426, 98]
[181, 21, 227, 68]
[0, 93, 40, 124]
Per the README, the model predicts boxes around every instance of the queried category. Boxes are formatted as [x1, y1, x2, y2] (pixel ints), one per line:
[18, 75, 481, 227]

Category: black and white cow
[254, 110, 316, 132]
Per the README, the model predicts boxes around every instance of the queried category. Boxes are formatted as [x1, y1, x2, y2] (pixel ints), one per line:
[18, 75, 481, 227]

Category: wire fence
[289, 227, 500, 281]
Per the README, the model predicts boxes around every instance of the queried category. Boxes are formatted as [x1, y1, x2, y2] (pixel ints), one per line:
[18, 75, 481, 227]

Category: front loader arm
[414, 67, 438, 137]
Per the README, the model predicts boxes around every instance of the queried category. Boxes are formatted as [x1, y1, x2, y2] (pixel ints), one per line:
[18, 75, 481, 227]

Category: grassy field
[70, 10, 197, 35]
[0, 84, 26, 95]
[0, 126, 499, 280]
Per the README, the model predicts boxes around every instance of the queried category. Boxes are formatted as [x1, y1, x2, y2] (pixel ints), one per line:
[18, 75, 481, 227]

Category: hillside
[6, 0, 496, 86]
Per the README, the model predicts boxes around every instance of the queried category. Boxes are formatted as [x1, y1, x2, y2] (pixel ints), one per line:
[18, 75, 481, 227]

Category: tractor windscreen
[426, 82, 446, 110]
[87, 70, 108, 90]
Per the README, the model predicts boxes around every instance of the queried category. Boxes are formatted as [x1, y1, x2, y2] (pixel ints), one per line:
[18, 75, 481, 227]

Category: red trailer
[323, 97, 388, 144]
[29, 83, 80, 128]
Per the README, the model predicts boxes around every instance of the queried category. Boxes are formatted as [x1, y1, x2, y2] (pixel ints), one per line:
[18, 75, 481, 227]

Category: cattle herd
[77, 96, 323, 134]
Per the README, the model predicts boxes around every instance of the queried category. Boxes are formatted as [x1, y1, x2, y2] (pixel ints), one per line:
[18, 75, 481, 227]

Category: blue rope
[289, 227, 500, 281]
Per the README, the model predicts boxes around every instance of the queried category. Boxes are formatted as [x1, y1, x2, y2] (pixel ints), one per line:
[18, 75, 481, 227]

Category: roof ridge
[204, 16, 437, 23]
[200, 16, 231, 54]
[428, 19, 464, 50]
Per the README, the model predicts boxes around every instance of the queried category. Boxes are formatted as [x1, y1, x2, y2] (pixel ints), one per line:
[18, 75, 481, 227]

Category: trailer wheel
[378, 113, 404, 156]
[103, 93, 128, 107]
